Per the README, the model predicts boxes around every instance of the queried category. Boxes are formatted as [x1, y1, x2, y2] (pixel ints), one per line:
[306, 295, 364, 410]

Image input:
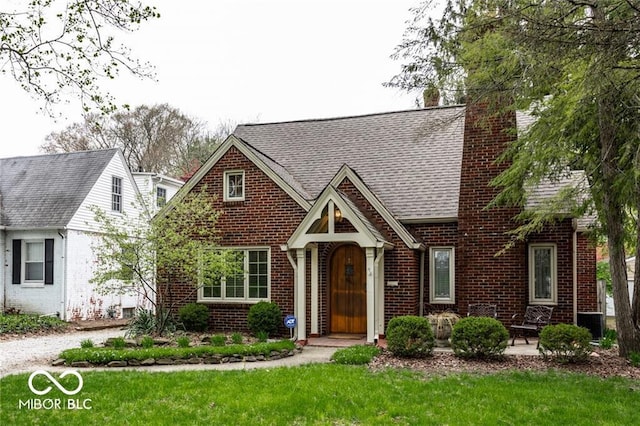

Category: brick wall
[337, 179, 421, 327]
[161, 146, 306, 333]
[456, 101, 528, 322]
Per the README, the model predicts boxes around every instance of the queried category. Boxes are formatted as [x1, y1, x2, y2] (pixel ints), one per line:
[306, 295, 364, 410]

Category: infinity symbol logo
[28, 370, 84, 396]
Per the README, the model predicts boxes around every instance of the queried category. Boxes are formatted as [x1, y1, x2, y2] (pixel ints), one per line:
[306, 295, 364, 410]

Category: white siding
[68, 153, 148, 233]
[132, 172, 184, 215]
[65, 230, 151, 320]
[3, 230, 65, 317]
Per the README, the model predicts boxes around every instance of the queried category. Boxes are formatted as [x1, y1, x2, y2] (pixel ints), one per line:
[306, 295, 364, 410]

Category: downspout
[572, 219, 578, 325]
[373, 247, 384, 343]
[284, 246, 298, 341]
[58, 229, 67, 320]
[419, 249, 426, 317]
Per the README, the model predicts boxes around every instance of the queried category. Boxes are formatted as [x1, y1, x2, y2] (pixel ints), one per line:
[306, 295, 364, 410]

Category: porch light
[334, 207, 343, 222]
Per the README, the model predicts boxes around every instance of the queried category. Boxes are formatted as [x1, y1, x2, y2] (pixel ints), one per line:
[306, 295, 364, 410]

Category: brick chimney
[456, 99, 526, 320]
[422, 86, 440, 107]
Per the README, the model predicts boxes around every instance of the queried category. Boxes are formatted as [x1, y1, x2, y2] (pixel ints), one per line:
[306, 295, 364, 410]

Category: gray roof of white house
[234, 106, 467, 220]
[0, 149, 119, 228]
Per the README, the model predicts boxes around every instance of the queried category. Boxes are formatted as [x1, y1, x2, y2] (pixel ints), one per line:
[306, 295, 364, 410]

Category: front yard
[2, 365, 638, 425]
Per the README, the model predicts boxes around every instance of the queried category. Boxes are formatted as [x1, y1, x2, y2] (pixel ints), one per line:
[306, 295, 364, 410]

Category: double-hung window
[156, 186, 167, 207]
[25, 241, 45, 282]
[112, 176, 123, 212]
[224, 171, 244, 201]
[12, 239, 54, 285]
[529, 244, 557, 304]
[200, 248, 269, 302]
[429, 247, 455, 303]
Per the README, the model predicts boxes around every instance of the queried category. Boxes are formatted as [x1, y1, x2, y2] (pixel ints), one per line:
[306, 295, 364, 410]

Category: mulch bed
[369, 348, 640, 380]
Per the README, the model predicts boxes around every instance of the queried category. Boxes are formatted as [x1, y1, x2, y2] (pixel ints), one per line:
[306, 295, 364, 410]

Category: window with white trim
[429, 247, 455, 303]
[200, 248, 269, 302]
[529, 244, 557, 304]
[112, 176, 123, 212]
[12, 238, 54, 286]
[156, 186, 167, 207]
[25, 241, 45, 282]
[224, 171, 244, 201]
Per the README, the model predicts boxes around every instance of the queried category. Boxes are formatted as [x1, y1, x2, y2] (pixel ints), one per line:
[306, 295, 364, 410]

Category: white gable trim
[287, 186, 393, 250]
[329, 165, 424, 250]
[159, 135, 311, 218]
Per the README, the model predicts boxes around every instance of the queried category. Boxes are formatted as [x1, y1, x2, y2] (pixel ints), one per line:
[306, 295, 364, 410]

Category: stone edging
[52, 347, 303, 368]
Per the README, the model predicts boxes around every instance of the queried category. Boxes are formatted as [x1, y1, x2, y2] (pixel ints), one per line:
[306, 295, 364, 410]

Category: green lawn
[1, 364, 638, 425]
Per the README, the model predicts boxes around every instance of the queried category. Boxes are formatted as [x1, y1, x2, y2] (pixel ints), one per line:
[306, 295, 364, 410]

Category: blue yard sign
[284, 315, 297, 329]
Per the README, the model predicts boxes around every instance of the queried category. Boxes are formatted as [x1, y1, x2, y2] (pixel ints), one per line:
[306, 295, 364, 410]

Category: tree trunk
[599, 93, 640, 357]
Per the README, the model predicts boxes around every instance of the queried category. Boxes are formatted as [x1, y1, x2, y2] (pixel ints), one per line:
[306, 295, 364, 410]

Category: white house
[132, 172, 184, 215]
[0, 149, 152, 320]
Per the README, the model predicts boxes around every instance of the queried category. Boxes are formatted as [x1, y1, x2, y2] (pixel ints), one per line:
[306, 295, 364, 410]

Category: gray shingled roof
[234, 107, 467, 220]
[0, 149, 119, 228]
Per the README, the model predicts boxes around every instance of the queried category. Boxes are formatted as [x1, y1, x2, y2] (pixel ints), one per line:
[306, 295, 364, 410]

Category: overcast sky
[0, 0, 422, 158]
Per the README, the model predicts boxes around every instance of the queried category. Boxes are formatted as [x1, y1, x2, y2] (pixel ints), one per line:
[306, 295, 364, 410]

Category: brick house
[166, 103, 597, 343]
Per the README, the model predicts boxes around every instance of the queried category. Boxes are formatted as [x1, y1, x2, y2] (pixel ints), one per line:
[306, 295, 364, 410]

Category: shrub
[256, 331, 268, 342]
[386, 315, 434, 358]
[80, 339, 94, 349]
[450, 317, 509, 359]
[538, 323, 592, 363]
[126, 308, 158, 337]
[331, 345, 381, 365]
[112, 337, 126, 350]
[247, 301, 282, 337]
[178, 303, 209, 332]
[629, 351, 640, 368]
[231, 332, 244, 344]
[140, 335, 155, 349]
[176, 336, 191, 348]
[210, 334, 226, 347]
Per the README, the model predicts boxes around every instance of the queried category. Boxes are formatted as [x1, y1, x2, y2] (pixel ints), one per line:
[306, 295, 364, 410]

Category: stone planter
[427, 312, 461, 347]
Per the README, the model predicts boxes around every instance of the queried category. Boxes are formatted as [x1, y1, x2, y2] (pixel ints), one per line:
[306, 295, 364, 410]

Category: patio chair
[467, 303, 497, 319]
[510, 305, 553, 348]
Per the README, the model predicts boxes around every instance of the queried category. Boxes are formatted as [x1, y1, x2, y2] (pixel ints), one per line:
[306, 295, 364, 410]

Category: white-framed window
[223, 170, 244, 201]
[429, 247, 455, 303]
[199, 247, 270, 302]
[112, 176, 123, 212]
[12, 239, 54, 286]
[528, 244, 557, 304]
[156, 186, 167, 207]
[24, 241, 45, 283]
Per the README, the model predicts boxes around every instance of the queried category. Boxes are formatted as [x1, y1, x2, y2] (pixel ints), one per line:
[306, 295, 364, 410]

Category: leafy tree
[90, 187, 230, 335]
[0, 0, 159, 114]
[41, 104, 231, 177]
[389, 0, 640, 356]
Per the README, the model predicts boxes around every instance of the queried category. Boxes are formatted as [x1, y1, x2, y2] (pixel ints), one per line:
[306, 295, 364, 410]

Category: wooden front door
[330, 244, 366, 334]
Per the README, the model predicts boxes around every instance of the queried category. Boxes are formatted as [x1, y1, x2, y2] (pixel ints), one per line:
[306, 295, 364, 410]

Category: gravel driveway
[0, 328, 126, 378]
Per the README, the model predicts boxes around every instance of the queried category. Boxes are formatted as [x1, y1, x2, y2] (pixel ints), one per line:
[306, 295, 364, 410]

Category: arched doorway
[329, 244, 366, 334]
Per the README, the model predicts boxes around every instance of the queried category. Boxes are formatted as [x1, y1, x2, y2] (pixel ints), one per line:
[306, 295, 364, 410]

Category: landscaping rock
[108, 360, 127, 368]
[71, 361, 92, 368]
[127, 359, 141, 366]
[245, 356, 257, 362]
[156, 358, 174, 365]
[270, 350, 281, 358]
[140, 358, 156, 366]
[154, 338, 172, 346]
[188, 357, 203, 364]
[125, 339, 137, 347]
[51, 359, 66, 366]
[229, 356, 242, 363]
